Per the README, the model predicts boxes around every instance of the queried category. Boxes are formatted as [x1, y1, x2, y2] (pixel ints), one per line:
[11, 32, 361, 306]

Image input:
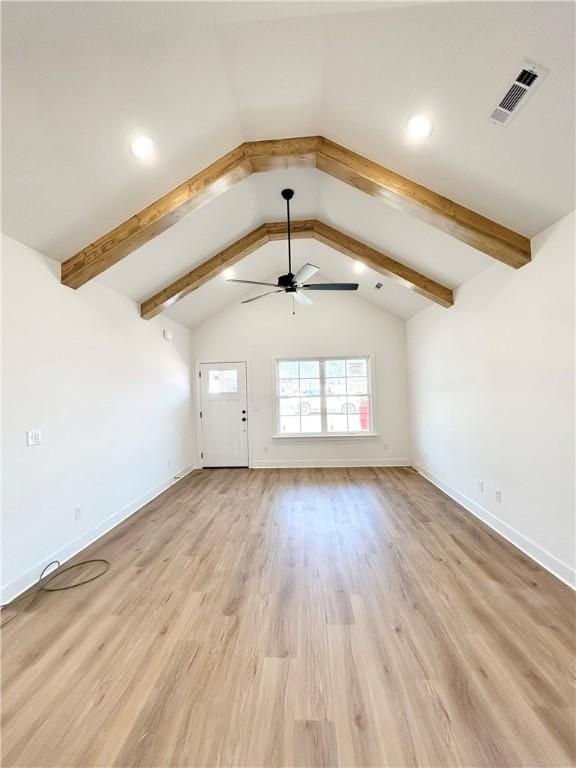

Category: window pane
[326, 396, 350, 414]
[279, 378, 300, 396]
[299, 397, 321, 416]
[279, 397, 300, 416]
[300, 378, 320, 397]
[301, 414, 322, 433]
[279, 361, 299, 378]
[327, 414, 348, 433]
[346, 359, 367, 377]
[299, 360, 319, 378]
[325, 377, 346, 395]
[280, 415, 300, 434]
[325, 359, 345, 377]
[347, 377, 368, 395]
[347, 397, 370, 432]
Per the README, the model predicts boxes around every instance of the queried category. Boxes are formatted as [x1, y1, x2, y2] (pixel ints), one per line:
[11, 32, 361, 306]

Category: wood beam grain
[140, 219, 453, 320]
[140, 225, 270, 319]
[316, 139, 531, 269]
[61, 147, 252, 288]
[62, 136, 531, 289]
[311, 221, 454, 307]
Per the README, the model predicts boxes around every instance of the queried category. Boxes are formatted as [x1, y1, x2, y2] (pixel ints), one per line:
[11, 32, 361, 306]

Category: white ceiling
[2, 1, 574, 326]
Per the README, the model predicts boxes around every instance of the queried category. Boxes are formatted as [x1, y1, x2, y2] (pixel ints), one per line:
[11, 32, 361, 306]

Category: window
[277, 358, 372, 435]
[209, 369, 238, 394]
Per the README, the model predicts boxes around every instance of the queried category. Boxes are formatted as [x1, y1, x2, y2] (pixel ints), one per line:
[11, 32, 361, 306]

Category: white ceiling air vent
[489, 61, 548, 126]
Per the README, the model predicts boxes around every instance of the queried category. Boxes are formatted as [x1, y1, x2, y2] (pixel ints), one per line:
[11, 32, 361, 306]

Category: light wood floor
[2, 467, 575, 767]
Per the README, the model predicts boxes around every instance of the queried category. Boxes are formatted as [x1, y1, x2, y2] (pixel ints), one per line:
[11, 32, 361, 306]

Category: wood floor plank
[2, 467, 574, 767]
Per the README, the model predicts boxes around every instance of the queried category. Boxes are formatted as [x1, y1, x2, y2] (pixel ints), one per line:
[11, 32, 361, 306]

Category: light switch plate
[26, 429, 42, 446]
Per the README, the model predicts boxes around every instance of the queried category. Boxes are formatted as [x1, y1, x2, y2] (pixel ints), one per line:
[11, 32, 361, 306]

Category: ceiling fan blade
[241, 290, 284, 304]
[294, 291, 314, 305]
[227, 279, 278, 287]
[302, 283, 359, 291]
[293, 262, 319, 284]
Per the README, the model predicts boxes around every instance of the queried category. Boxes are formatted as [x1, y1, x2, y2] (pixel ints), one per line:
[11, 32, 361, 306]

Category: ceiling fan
[227, 189, 359, 305]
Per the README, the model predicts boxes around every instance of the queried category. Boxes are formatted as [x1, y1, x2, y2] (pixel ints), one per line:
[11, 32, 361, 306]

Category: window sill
[273, 432, 380, 440]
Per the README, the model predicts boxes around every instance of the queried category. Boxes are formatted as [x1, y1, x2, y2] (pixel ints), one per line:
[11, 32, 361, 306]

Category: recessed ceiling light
[407, 114, 432, 140]
[130, 135, 155, 160]
[223, 268, 235, 279]
[353, 261, 366, 273]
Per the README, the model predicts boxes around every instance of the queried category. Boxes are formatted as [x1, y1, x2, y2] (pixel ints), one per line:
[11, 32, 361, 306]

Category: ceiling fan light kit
[227, 189, 359, 307]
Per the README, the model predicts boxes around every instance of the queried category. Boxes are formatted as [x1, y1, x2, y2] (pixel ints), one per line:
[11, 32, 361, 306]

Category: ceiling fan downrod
[281, 188, 294, 277]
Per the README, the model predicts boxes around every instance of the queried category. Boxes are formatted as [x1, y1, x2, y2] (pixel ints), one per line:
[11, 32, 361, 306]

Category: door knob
[242, 417, 247, 422]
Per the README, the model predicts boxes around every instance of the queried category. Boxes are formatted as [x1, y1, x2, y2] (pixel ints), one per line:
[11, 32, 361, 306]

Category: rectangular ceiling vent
[489, 61, 548, 126]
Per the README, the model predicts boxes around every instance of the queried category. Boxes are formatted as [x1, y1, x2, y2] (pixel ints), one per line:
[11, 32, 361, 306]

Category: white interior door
[200, 362, 248, 467]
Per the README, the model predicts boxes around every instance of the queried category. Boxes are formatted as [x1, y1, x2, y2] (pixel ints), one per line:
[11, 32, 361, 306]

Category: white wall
[407, 211, 575, 587]
[1, 236, 196, 602]
[191, 290, 410, 468]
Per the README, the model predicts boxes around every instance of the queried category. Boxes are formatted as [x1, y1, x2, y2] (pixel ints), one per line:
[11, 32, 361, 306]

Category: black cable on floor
[1, 558, 110, 612]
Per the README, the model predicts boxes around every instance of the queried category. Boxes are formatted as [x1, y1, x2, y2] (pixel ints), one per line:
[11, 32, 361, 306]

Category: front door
[199, 362, 248, 467]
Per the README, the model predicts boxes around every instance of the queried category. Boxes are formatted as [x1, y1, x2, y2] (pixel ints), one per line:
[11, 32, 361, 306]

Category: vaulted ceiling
[2, 1, 574, 326]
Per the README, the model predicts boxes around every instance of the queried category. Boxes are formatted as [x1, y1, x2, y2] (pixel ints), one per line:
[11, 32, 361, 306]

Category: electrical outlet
[74, 505, 82, 520]
[26, 429, 42, 447]
[495, 489, 502, 503]
[478, 480, 484, 493]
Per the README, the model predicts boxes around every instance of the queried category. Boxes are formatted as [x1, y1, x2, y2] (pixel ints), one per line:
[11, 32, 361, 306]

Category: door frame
[196, 360, 249, 469]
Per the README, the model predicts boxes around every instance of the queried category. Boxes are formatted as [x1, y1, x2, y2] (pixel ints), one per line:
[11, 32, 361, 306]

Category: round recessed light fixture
[353, 261, 366, 274]
[407, 114, 432, 141]
[223, 268, 235, 279]
[130, 134, 155, 160]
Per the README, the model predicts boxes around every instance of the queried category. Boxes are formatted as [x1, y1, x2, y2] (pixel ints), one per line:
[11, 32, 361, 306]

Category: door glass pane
[279, 378, 300, 396]
[279, 360, 299, 378]
[209, 369, 239, 394]
[221, 370, 238, 393]
[346, 359, 367, 377]
[299, 360, 319, 378]
[325, 359, 345, 377]
[279, 415, 300, 434]
[347, 377, 368, 395]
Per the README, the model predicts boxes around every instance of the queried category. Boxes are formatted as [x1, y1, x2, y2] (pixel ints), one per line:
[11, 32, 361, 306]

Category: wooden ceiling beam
[62, 136, 531, 289]
[311, 221, 454, 307]
[139, 224, 270, 319]
[139, 219, 454, 320]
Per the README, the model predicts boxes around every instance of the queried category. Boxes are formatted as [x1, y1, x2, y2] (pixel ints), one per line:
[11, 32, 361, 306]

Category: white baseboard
[1, 465, 196, 605]
[415, 465, 575, 590]
[250, 458, 410, 468]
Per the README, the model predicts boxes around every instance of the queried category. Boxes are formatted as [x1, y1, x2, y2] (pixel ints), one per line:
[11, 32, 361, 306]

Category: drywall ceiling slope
[162, 239, 429, 329]
[2, 0, 574, 265]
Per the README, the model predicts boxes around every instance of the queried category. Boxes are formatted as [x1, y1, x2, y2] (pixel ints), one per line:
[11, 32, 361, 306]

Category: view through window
[277, 358, 371, 434]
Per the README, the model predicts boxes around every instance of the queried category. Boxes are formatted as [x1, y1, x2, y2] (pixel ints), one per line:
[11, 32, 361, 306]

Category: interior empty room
[1, 1, 575, 766]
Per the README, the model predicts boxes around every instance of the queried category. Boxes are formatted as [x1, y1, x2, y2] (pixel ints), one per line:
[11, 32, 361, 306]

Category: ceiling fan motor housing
[278, 272, 296, 289]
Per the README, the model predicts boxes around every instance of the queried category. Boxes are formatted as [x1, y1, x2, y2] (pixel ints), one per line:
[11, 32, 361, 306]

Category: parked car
[299, 399, 358, 415]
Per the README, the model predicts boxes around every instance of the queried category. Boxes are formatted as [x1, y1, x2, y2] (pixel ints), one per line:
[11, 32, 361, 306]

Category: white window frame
[274, 356, 376, 438]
